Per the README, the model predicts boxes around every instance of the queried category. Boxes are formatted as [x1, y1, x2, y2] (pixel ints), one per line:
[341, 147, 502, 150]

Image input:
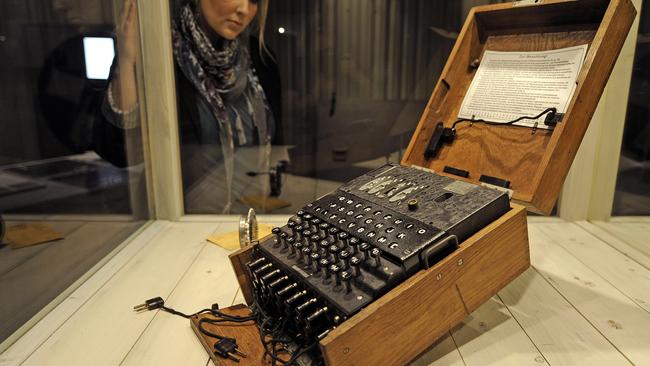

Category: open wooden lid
[401, 0, 636, 214]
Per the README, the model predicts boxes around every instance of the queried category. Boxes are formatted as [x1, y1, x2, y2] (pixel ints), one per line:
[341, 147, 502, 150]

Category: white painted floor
[1, 216, 649, 366]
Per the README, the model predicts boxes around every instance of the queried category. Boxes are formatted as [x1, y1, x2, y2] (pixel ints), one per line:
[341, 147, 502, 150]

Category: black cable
[451, 107, 557, 130]
[158, 304, 256, 323]
[197, 318, 234, 341]
[135, 293, 317, 365]
[159, 305, 208, 319]
[285, 341, 319, 365]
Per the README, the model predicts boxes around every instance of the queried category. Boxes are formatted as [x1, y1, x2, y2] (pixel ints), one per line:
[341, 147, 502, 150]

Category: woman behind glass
[100, 0, 282, 214]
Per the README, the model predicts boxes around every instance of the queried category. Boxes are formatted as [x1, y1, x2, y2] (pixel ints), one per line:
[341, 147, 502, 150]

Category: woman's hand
[116, 0, 139, 65]
[110, 0, 139, 114]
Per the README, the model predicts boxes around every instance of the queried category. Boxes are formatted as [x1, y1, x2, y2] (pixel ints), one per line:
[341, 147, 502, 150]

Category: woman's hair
[248, 0, 273, 62]
[254, 0, 270, 57]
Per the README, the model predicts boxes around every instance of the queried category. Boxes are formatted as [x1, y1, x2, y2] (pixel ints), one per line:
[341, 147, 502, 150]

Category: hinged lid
[401, 0, 636, 214]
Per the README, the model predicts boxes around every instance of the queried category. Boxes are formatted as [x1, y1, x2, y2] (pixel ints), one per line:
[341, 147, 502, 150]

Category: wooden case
[226, 1, 636, 365]
[403, 0, 636, 214]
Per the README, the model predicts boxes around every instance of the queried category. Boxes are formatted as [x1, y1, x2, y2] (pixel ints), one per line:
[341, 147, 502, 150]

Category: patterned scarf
[172, 1, 271, 213]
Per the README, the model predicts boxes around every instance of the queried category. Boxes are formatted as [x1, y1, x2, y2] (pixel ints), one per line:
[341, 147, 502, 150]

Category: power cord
[134, 296, 317, 365]
[451, 107, 559, 130]
[134, 297, 255, 363]
[425, 107, 562, 159]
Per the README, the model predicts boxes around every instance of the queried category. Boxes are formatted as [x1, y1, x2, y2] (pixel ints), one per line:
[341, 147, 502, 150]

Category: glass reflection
[0, 0, 148, 343]
[176, 0, 504, 214]
[167, 0, 280, 214]
[613, 1, 650, 215]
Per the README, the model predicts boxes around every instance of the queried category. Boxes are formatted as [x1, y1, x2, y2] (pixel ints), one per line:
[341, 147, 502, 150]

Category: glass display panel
[0, 0, 149, 343]
[172, 0, 506, 215]
[612, 0, 650, 215]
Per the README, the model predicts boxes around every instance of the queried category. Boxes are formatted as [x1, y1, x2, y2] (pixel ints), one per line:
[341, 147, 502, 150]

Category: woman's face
[200, 0, 258, 40]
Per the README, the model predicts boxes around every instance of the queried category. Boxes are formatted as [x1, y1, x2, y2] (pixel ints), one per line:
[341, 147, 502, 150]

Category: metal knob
[284, 290, 308, 310]
[294, 241, 304, 259]
[267, 275, 289, 291]
[306, 306, 328, 323]
[338, 232, 349, 247]
[260, 269, 281, 284]
[253, 263, 274, 279]
[371, 248, 381, 267]
[310, 234, 321, 250]
[349, 237, 360, 254]
[328, 244, 340, 263]
[321, 258, 332, 279]
[328, 227, 340, 243]
[359, 242, 371, 260]
[277, 282, 298, 298]
[310, 252, 321, 272]
[339, 250, 351, 269]
[294, 298, 318, 322]
[318, 222, 330, 237]
[287, 221, 296, 231]
[310, 218, 321, 233]
[294, 225, 304, 241]
[302, 230, 313, 243]
[319, 258, 330, 276]
[319, 239, 330, 255]
[284, 236, 294, 251]
[341, 271, 353, 293]
[272, 227, 282, 247]
[330, 264, 342, 286]
[246, 257, 266, 271]
[350, 256, 362, 277]
[302, 247, 312, 264]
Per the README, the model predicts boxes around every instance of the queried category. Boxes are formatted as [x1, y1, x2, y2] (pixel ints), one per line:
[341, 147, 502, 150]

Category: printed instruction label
[458, 44, 588, 129]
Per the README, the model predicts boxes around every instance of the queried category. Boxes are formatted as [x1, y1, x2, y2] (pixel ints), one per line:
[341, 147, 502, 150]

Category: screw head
[436, 273, 443, 281]
[457, 258, 464, 266]
[343, 347, 350, 354]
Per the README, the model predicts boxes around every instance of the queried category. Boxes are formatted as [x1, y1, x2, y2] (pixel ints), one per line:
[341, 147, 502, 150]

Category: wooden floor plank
[0, 221, 140, 342]
[586, 222, 650, 269]
[546, 222, 650, 313]
[608, 217, 650, 223]
[409, 294, 548, 366]
[121, 232, 240, 366]
[499, 267, 632, 366]
[0, 221, 167, 365]
[19, 222, 218, 366]
[593, 222, 650, 259]
[6, 219, 650, 366]
[409, 333, 466, 366]
[449, 297, 549, 365]
[0, 221, 86, 276]
[528, 224, 650, 365]
[231, 288, 245, 307]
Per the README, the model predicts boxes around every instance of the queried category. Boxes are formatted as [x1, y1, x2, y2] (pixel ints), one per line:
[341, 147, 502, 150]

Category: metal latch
[513, 0, 543, 6]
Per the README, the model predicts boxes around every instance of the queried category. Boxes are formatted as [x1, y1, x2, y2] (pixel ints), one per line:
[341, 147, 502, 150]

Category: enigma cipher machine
[244, 163, 509, 363]
[218, 1, 637, 364]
